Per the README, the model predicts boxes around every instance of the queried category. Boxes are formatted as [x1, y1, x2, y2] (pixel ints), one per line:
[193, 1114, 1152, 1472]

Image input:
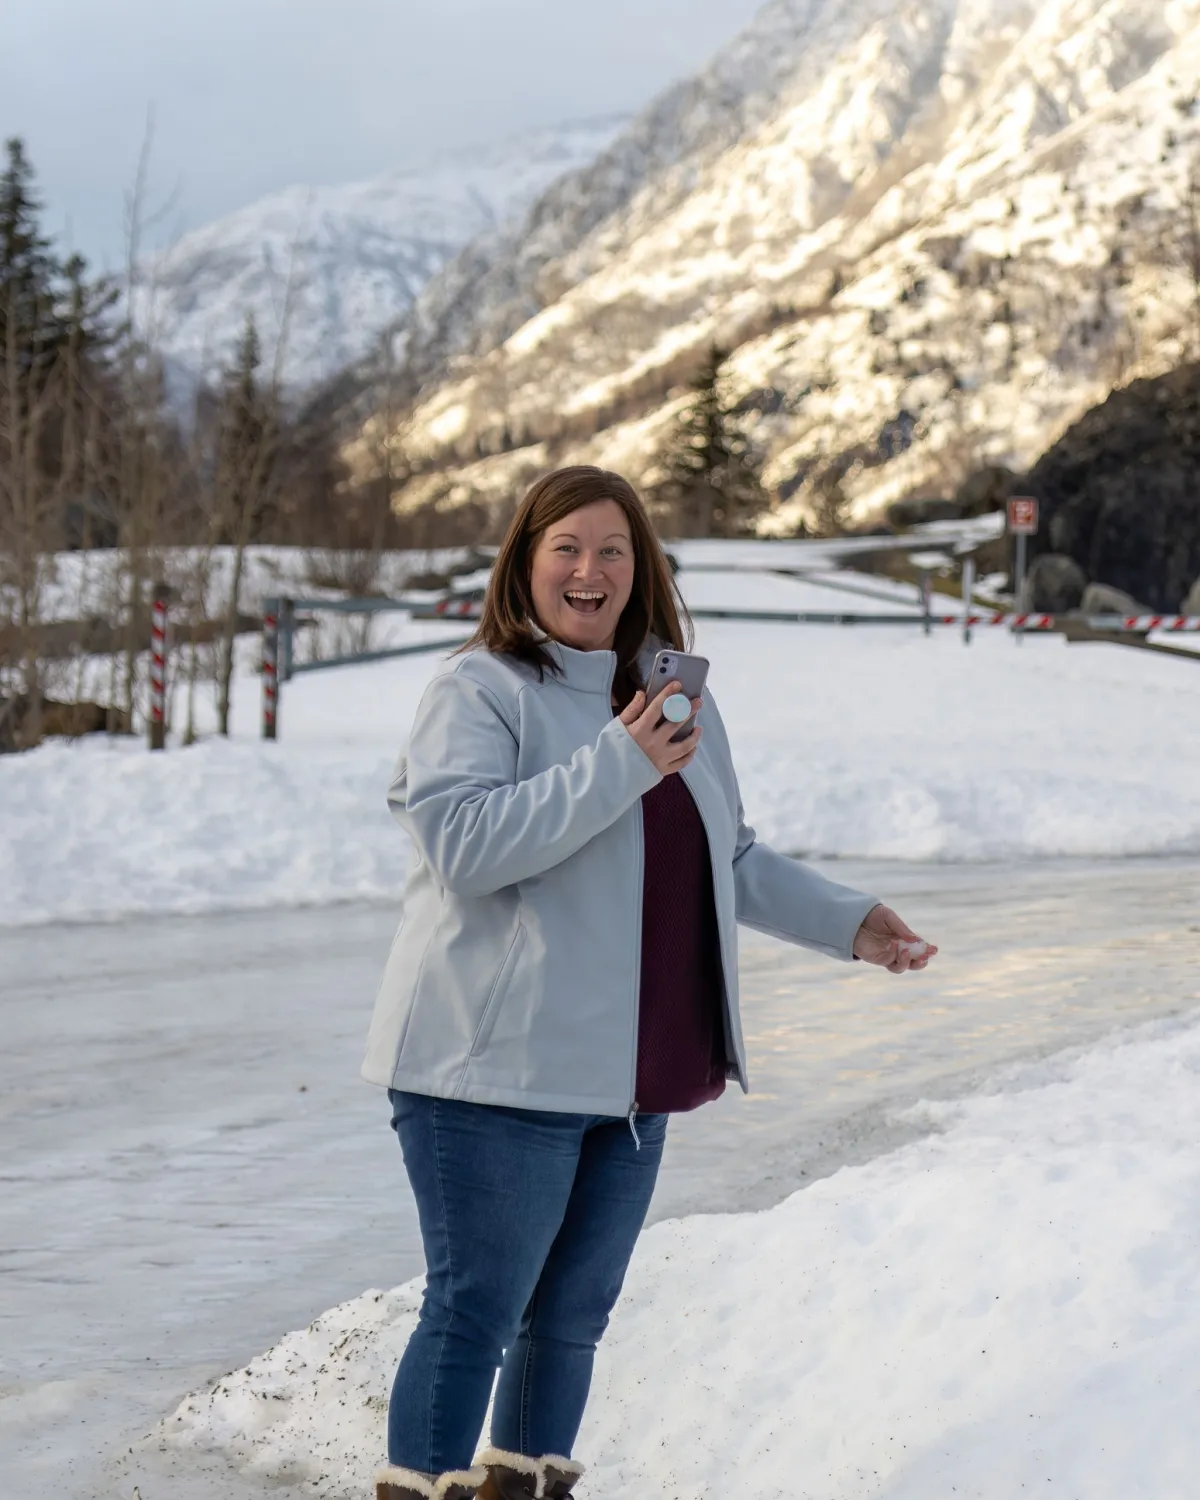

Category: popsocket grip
[662, 692, 692, 723]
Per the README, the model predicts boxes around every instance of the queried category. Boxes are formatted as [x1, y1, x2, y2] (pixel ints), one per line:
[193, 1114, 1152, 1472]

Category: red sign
[1007, 496, 1039, 535]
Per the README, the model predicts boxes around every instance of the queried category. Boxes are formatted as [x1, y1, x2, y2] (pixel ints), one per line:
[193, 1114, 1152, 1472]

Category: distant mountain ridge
[389, 0, 830, 390]
[349, 0, 1200, 532]
[140, 116, 627, 389]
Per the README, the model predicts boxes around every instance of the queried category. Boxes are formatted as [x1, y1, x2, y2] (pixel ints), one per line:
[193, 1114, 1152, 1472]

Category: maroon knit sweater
[635, 773, 728, 1114]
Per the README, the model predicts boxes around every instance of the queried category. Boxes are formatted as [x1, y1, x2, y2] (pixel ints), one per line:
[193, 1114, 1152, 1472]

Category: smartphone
[647, 648, 709, 742]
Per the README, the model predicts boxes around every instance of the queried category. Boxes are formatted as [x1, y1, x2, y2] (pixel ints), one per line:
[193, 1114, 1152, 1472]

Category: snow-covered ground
[6, 560, 1200, 1497]
[7, 859, 1196, 1499]
[4, 566, 1200, 927]
[152, 1009, 1200, 1499]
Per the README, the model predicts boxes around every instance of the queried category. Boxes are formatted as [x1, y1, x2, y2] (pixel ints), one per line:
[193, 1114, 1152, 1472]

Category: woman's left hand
[853, 904, 938, 973]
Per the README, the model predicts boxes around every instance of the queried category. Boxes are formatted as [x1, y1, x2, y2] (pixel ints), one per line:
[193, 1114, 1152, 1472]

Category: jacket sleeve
[703, 694, 878, 960]
[732, 793, 879, 960]
[392, 668, 662, 897]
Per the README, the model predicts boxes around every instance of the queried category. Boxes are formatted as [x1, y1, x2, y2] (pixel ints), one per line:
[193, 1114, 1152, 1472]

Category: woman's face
[529, 499, 636, 653]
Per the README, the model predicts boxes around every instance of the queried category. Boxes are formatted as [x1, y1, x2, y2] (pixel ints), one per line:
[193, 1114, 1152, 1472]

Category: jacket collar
[541, 638, 618, 695]
[540, 627, 666, 696]
[538, 632, 663, 696]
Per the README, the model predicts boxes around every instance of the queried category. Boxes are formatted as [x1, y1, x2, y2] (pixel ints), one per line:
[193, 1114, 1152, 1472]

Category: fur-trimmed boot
[375, 1463, 486, 1500]
[475, 1448, 585, 1499]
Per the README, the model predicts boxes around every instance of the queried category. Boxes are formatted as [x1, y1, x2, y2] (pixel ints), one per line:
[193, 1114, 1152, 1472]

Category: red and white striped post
[148, 584, 169, 751]
[262, 601, 279, 741]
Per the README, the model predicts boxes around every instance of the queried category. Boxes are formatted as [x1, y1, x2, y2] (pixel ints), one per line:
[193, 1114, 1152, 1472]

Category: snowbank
[155, 1012, 1200, 1499]
[4, 569, 1200, 926]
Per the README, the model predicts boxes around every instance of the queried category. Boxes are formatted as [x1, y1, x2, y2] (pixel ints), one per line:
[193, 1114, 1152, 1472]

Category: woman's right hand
[619, 681, 702, 775]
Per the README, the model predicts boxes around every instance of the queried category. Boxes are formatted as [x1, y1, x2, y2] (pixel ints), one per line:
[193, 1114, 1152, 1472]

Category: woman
[363, 466, 936, 1500]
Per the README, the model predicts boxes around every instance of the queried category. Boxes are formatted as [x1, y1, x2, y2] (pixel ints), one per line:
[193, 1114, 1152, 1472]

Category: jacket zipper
[622, 654, 645, 1149]
[627, 764, 645, 1148]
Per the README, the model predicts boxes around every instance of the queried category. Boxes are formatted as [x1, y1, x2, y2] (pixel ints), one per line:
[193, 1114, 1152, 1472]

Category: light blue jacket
[362, 640, 877, 1115]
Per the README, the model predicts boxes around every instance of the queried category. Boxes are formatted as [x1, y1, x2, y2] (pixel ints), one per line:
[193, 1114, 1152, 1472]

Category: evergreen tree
[0, 137, 67, 387]
[1, 138, 118, 512]
[663, 344, 766, 537]
[216, 312, 275, 537]
[214, 312, 279, 734]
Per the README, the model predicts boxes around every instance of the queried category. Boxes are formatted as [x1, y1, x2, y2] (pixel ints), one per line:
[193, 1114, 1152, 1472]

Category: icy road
[3, 857, 1199, 1498]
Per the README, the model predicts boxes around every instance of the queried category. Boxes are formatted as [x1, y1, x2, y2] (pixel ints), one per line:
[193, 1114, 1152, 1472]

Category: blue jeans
[386, 1091, 667, 1473]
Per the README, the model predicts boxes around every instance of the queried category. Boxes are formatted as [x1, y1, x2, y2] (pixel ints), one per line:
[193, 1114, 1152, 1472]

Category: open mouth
[564, 589, 606, 615]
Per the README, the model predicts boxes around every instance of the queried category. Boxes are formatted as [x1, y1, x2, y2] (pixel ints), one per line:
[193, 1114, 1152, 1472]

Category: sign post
[1007, 496, 1039, 614]
[961, 556, 976, 646]
[280, 597, 295, 682]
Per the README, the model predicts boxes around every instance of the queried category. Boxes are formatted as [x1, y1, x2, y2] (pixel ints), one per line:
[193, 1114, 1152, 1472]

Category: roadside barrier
[411, 603, 1200, 630]
[260, 593, 473, 739]
[258, 592, 1200, 740]
[432, 596, 484, 618]
[937, 613, 1200, 631]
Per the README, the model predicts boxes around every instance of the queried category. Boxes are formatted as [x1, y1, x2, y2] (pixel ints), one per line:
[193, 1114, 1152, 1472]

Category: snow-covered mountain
[138, 117, 626, 389]
[350, 0, 1200, 529]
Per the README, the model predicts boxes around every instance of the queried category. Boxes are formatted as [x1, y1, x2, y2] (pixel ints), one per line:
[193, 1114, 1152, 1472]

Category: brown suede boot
[375, 1463, 486, 1500]
[475, 1447, 585, 1500]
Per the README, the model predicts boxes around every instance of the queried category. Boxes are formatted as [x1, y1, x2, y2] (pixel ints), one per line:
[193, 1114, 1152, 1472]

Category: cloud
[0, 0, 763, 269]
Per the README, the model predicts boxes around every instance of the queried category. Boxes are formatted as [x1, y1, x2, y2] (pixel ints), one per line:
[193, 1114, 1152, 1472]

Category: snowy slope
[156, 1011, 1200, 1498]
[388, 0, 837, 380]
[139, 118, 625, 389]
[356, 0, 1200, 526]
[4, 566, 1200, 927]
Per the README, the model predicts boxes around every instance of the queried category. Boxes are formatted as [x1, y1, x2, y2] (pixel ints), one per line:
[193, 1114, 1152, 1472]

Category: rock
[955, 465, 1018, 517]
[0, 695, 128, 753]
[1080, 582, 1149, 615]
[1184, 577, 1200, 616]
[1024, 363, 1200, 610]
[1020, 553, 1087, 612]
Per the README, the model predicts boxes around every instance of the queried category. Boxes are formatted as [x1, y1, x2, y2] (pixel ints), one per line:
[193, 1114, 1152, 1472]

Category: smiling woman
[362, 465, 935, 1500]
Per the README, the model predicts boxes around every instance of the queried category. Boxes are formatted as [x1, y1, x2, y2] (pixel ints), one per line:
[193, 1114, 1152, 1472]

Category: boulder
[1023, 363, 1200, 610]
[955, 465, 1018, 516]
[1080, 582, 1149, 615]
[0, 695, 128, 753]
[1019, 553, 1087, 612]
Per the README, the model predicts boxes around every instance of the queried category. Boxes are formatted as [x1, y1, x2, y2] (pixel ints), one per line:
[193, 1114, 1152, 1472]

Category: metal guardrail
[407, 604, 1200, 631]
[260, 592, 477, 736]
[259, 591, 1200, 739]
[287, 636, 472, 676]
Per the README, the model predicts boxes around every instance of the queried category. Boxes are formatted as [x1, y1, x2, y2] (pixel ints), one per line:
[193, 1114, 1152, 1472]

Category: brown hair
[462, 465, 692, 707]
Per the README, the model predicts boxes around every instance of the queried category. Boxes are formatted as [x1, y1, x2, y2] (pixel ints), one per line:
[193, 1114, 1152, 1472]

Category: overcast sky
[1, 0, 765, 273]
